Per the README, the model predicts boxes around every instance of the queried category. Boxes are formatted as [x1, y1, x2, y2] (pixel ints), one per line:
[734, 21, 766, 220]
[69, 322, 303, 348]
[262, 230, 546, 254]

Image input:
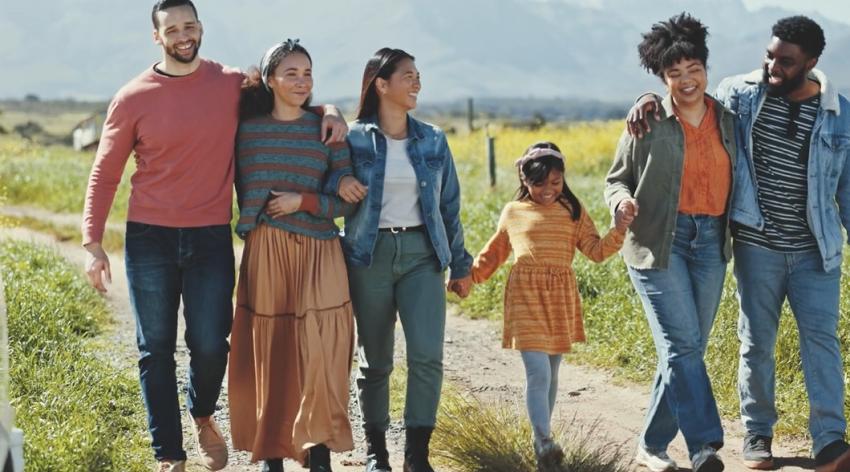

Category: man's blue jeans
[124, 222, 234, 461]
[628, 214, 726, 459]
[733, 241, 845, 455]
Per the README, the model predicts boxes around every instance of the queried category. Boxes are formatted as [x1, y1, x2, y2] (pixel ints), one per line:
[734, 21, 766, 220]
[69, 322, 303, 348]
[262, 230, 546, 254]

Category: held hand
[447, 275, 473, 299]
[615, 198, 639, 231]
[321, 106, 348, 144]
[241, 66, 262, 89]
[626, 94, 662, 138]
[266, 191, 302, 218]
[84, 242, 112, 293]
[338, 176, 368, 203]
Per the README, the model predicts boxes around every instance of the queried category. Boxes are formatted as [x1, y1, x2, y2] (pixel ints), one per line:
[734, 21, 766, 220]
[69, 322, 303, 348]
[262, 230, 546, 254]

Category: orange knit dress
[471, 199, 625, 354]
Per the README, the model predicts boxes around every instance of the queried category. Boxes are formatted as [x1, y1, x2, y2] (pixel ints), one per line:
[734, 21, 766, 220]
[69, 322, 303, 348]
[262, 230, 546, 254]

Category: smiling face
[153, 5, 202, 66]
[763, 36, 817, 97]
[524, 169, 564, 206]
[662, 57, 707, 110]
[268, 52, 313, 111]
[376, 58, 421, 112]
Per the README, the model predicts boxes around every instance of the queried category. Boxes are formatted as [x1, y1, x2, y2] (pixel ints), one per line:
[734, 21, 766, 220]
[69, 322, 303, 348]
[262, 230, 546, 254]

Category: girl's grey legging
[520, 351, 563, 443]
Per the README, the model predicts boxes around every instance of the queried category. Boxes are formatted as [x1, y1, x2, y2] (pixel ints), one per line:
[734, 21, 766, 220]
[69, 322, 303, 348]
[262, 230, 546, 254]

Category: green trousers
[347, 230, 446, 431]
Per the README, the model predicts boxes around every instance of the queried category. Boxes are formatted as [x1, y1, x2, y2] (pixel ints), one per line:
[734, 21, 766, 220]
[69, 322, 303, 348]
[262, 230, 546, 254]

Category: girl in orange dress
[470, 141, 635, 470]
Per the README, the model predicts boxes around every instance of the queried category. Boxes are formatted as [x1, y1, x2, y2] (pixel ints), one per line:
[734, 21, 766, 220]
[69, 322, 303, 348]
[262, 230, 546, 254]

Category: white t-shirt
[379, 137, 424, 228]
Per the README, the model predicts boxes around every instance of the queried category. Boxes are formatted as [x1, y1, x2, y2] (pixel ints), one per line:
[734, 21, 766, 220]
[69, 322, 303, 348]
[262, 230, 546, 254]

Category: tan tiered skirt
[228, 224, 355, 463]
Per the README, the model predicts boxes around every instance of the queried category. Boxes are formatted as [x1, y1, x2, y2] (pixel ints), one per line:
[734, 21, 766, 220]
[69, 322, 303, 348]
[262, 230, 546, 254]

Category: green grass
[1, 239, 149, 471]
[448, 124, 850, 440]
[0, 136, 132, 221]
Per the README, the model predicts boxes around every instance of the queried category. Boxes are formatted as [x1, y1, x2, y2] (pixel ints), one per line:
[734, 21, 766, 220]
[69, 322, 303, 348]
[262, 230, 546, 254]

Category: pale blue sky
[744, 0, 850, 24]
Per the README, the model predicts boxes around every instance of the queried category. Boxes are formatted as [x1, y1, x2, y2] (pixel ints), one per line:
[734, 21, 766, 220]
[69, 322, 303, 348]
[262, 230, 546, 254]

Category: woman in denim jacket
[329, 48, 473, 472]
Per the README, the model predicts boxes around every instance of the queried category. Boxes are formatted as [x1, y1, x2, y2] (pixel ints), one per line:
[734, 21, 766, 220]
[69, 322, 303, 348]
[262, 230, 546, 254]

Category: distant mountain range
[4, 0, 850, 104]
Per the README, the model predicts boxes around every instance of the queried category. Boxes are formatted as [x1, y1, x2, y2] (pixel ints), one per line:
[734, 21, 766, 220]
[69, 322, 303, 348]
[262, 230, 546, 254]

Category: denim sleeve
[438, 134, 473, 279]
[836, 145, 850, 242]
[714, 77, 737, 109]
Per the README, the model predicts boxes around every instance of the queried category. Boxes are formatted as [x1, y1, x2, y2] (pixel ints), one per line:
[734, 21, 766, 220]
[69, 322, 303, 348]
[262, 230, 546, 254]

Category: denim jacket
[715, 69, 850, 271]
[332, 114, 472, 279]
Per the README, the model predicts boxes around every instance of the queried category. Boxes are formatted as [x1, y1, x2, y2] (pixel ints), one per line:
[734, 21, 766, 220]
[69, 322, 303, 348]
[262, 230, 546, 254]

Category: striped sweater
[235, 111, 355, 240]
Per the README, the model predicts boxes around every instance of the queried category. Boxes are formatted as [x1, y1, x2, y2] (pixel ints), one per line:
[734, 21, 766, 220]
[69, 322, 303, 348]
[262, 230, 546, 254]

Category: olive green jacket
[604, 94, 737, 269]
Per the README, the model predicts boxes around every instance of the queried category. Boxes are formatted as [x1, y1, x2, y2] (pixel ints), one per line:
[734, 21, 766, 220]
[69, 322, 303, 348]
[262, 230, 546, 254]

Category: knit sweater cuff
[298, 193, 319, 214]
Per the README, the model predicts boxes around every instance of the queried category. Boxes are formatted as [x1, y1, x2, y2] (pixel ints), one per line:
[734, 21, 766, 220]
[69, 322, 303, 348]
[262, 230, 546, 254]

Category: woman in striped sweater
[471, 141, 634, 471]
[227, 39, 359, 472]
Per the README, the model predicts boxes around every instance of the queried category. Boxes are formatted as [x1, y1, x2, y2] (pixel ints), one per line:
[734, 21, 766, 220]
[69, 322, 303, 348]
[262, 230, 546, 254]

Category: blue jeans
[124, 222, 235, 461]
[520, 351, 563, 443]
[733, 242, 845, 455]
[628, 214, 726, 459]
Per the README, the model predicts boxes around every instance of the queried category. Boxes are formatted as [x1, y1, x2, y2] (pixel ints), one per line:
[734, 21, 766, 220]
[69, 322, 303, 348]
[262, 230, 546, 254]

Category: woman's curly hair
[638, 12, 709, 78]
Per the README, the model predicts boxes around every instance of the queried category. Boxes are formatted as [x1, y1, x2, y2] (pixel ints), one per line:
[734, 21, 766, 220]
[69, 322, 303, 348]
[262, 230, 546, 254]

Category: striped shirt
[734, 94, 820, 251]
[235, 111, 355, 240]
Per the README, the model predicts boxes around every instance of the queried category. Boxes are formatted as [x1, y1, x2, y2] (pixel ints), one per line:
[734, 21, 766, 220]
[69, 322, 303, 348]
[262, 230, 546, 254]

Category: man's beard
[763, 64, 807, 97]
[167, 39, 201, 64]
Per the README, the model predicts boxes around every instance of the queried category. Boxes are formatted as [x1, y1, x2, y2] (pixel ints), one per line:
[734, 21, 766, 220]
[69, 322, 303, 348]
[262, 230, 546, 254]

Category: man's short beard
[763, 64, 807, 97]
[167, 39, 201, 64]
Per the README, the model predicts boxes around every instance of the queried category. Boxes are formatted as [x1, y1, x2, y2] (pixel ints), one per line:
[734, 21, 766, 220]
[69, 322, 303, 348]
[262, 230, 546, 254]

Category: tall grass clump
[432, 391, 628, 472]
[1, 240, 149, 471]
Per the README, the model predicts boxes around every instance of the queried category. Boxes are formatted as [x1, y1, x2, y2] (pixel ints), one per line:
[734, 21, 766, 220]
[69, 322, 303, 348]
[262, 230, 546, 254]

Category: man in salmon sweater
[80, 2, 346, 471]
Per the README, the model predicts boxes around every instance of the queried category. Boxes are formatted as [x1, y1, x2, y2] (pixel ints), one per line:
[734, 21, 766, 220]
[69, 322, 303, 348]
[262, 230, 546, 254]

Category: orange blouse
[676, 99, 732, 216]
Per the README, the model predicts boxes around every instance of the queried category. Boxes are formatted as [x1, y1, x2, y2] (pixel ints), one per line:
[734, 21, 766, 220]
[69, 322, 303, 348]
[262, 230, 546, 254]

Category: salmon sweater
[81, 59, 243, 245]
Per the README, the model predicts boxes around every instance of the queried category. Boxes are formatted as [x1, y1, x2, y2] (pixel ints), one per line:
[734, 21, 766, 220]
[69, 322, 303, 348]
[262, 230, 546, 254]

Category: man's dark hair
[637, 12, 709, 78]
[151, 0, 198, 29]
[772, 16, 826, 58]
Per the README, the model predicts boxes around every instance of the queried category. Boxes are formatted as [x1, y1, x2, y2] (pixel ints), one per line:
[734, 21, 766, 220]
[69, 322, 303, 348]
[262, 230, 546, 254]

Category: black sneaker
[815, 440, 850, 472]
[742, 434, 774, 470]
[692, 446, 724, 472]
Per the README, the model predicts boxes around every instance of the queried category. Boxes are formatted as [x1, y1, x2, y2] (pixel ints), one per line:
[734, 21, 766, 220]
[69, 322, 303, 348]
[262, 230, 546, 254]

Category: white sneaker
[636, 446, 678, 472]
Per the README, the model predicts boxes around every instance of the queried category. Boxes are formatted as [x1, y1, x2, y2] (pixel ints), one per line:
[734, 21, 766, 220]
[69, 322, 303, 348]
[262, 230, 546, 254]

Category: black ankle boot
[365, 429, 392, 472]
[262, 458, 284, 472]
[403, 427, 435, 472]
[310, 444, 332, 472]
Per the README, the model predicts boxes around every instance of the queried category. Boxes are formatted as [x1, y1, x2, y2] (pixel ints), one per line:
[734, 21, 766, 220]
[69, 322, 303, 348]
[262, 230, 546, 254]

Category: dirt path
[1, 206, 816, 472]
